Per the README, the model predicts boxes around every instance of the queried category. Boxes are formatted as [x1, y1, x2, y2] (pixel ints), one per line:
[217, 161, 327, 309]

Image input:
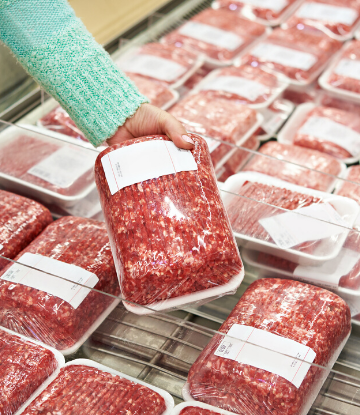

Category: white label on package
[242, 0, 288, 12]
[299, 116, 360, 157]
[179, 22, 243, 52]
[297, 3, 358, 26]
[204, 136, 221, 153]
[118, 54, 187, 82]
[102, 140, 197, 195]
[28, 146, 96, 189]
[214, 324, 316, 388]
[259, 203, 349, 250]
[334, 59, 360, 81]
[1, 253, 99, 309]
[251, 43, 317, 71]
[294, 248, 360, 288]
[201, 75, 267, 102]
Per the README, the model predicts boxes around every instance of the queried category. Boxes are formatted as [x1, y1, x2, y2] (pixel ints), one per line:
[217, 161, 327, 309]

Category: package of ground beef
[185, 278, 351, 415]
[212, 0, 300, 25]
[0, 217, 120, 353]
[242, 26, 341, 84]
[195, 65, 288, 107]
[95, 134, 243, 313]
[174, 402, 236, 414]
[0, 327, 63, 415]
[243, 141, 344, 192]
[0, 190, 52, 271]
[115, 42, 200, 87]
[162, 8, 266, 64]
[21, 360, 173, 415]
[285, 0, 360, 40]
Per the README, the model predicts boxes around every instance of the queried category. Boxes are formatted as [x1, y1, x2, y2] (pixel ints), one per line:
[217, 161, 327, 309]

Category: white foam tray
[0, 326, 66, 415]
[277, 102, 360, 164]
[0, 125, 97, 208]
[221, 171, 359, 266]
[172, 402, 237, 414]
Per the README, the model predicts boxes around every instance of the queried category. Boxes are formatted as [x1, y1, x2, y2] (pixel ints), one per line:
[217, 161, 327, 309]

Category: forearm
[0, 0, 148, 147]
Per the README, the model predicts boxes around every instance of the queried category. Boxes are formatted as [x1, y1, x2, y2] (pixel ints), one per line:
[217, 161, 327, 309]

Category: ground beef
[213, 0, 297, 22]
[187, 278, 351, 415]
[243, 26, 341, 82]
[293, 106, 360, 159]
[0, 217, 120, 351]
[184, 66, 213, 90]
[226, 180, 323, 253]
[0, 190, 52, 271]
[180, 407, 222, 415]
[95, 134, 242, 306]
[286, 0, 360, 37]
[321, 94, 360, 116]
[169, 92, 258, 169]
[282, 87, 318, 105]
[217, 135, 259, 182]
[244, 142, 343, 191]
[199, 65, 280, 105]
[22, 364, 166, 415]
[162, 8, 265, 62]
[328, 40, 360, 94]
[336, 165, 360, 204]
[0, 328, 58, 415]
[0, 135, 95, 196]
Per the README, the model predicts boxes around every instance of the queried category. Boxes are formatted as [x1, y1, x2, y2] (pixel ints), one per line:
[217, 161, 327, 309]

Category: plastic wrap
[21, 360, 172, 415]
[293, 106, 360, 160]
[243, 141, 344, 192]
[0, 328, 61, 415]
[336, 166, 360, 205]
[284, 0, 360, 39]
[95, 134, 243, 312]
[162, 8, 266, 64]
[195, 65, 288, 107]
[321, 93, 360, 115]
[217, 135, 260, 182]
[175, 402, 236, 414]
[0, 189, 53, 271]
[213, 0, 299, 25]
[0, 216, 120, 352]
[242, 26, 341, 84]
[185, 278, 351, 415]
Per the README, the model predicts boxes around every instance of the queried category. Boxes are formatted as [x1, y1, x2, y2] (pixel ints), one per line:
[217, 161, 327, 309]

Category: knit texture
[0, 0, 148, 146]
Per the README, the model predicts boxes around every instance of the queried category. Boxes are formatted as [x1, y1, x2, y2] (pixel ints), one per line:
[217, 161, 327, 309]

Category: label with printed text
[297, 3, 358, 26]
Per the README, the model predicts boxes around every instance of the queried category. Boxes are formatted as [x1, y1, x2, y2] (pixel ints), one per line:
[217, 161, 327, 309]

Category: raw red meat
[336, 165, 360, 204]
[95, 135, 242, 306]
[0, 217, 120, 351]
[180, 408, 221, 415]
[162, 8, 265, 62]
[184, 66, 213, 90]
[321, 93, 360, 116]
[169, 92, 258, 169]
[39, 107, 87, 142]
[213, 0, 297, 22]
[0, 135, 95, 196]
[217, 135, 259, 182]
[282, 87, 318, 105]
[199, 65, 281, 105]
[285, 0, 360, 37]
[226, 180, 323, 252]
[0, 190, 52, 271]
[244, 142, 343, 191]
[328, 40, 360, 94]
[22, 364, 166, 415]
[243, 26, 341, 82]
[187, 278, 351, 415]
[293, 106, 360, 159]
[0, 328, 58, 415]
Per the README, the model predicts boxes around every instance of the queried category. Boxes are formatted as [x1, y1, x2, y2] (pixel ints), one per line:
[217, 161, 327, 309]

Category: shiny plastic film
[94, 134, 243, 313]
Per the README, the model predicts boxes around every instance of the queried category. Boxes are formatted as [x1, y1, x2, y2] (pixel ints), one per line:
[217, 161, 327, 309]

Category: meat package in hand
[0, 328, 59, 415]
[243, 141, 343, 191]
[187, 278, 351, 415]
[22, 363, 168, 415]
[243, 26, 341, 83]
[0, 217, 120, 351]
[169, 92, 258, 170]
[95, 135, 243, 309]
[0, 189, 52, 271]
[162, 8, 265, 63]
[293, 106, 360, 160]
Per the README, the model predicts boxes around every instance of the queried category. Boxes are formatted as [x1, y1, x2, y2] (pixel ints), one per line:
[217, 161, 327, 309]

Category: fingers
[160, 111, 195, 150]
[106, 126, 134, 146]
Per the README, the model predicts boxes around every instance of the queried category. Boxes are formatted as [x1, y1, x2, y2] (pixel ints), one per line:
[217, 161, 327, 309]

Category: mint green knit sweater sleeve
[0, 0, 149, 147]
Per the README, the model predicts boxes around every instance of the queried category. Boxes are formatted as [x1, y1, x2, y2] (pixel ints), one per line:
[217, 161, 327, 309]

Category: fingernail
[182, 135, 195, 145]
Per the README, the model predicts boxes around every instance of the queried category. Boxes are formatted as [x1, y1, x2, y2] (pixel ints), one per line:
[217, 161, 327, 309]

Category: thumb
[160, 111, 195, 150]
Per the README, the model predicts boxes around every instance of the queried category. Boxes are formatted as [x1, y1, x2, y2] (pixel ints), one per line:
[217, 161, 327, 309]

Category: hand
[107, 103, 195, 149]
